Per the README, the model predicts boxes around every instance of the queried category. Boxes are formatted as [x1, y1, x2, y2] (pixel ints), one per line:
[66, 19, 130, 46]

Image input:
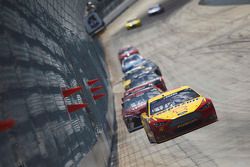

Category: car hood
[123, 103, 147, 117]
[152, 97, 205, 120]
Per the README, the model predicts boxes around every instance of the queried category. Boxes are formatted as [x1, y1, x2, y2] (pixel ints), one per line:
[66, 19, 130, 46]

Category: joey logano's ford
[141, 86, 218, 143]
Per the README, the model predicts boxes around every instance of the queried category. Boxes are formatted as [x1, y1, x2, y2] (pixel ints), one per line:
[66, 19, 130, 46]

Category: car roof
[148, 86, 193, 103]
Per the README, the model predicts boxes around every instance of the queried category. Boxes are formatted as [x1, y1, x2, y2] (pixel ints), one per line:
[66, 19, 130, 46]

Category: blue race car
[121, 54, 145, 73]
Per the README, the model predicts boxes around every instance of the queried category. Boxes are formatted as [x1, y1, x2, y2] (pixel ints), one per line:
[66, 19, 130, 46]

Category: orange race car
[141, 86, 218, 143]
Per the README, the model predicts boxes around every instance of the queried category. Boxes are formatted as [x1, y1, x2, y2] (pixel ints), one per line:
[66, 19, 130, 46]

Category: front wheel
[146, 132, 154, 143]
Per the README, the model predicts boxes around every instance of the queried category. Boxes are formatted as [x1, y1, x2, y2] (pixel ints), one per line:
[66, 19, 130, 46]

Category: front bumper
[152, 112, 218, 143]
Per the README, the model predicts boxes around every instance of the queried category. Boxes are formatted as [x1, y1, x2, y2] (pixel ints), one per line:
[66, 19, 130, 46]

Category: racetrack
[100, 0, 250, 166]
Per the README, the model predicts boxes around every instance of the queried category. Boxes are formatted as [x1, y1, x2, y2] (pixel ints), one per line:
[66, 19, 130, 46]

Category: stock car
[122, 60, 162, 89]
[147, 4, 164, 16]
[121, 54, 145, 73]
[141, 86, 218, 143]
[118, 46, 139, 63]
[125, 18, 142, 30]
[125, 72, 167, 92]
[122, 86, 162, 132]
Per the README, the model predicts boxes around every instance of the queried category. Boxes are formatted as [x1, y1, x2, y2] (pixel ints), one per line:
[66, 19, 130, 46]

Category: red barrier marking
[90, 86, 103, 93]
[87, 79, 99, 86]
[62, 86, 82, 97]
[67, 104, 88, 112]
[0, 119, 15, 132]
[93, 93, 105, 100]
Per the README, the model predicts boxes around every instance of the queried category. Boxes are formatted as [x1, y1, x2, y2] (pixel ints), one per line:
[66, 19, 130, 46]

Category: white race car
[147, 4, 164, 16]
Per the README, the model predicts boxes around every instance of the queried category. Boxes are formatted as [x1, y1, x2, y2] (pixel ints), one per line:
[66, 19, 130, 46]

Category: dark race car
[125, 73, 167, 92]
[118, 46, 139, 63]
[123, 60, 162, 81]
[122, 87, 162, 132]
[122, 60, 162, 89]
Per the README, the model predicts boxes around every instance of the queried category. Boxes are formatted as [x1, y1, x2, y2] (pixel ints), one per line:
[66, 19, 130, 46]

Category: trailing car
[121, 54, 145, 73]
[125, 72, 167, 92]
[141, 86, 218, 143]
[118, 46, 139, 63]
[147, 4, 164, 16]
[125, 18, 142, 30]
[122, 87, 162, 132]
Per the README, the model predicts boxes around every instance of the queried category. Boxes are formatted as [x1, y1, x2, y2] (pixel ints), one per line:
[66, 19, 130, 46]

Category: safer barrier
[0, 0, 121, 167]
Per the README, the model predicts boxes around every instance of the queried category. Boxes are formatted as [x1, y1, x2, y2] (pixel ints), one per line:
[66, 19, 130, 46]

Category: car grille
[170, 112, 201, 127]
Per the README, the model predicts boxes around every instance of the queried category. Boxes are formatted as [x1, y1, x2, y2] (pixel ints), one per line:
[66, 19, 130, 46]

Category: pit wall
[0, 0, 120, 167]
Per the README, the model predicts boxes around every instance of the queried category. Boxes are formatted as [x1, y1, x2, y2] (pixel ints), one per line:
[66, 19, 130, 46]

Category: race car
[122, 60, 162, 89]
[125, 18, 142, 30]
[141, 86, 218, 143]
[125, 72, 167, 91]
[121, 54, 145, 73]
[118, 46, 139, 63]
[147, 4, 164, 16]
[122, 86, 162, 132]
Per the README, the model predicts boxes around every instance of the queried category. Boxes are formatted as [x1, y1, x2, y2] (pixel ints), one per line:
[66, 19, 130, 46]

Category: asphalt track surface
[100, 0, 250, 166]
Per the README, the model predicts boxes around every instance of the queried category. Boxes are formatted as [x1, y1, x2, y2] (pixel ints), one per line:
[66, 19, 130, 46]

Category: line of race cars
[118, 46, 218, 143]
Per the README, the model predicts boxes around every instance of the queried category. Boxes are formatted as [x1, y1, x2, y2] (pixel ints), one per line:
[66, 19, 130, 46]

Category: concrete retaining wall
[0, 0, 121, 167]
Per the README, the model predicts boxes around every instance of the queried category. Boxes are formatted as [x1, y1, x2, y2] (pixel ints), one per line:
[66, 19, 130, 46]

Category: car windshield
[126, 86, 154, 98]
[123, 89, 161, 110]
[150, 88, 200, 115]
[130, 73, 158, 88]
